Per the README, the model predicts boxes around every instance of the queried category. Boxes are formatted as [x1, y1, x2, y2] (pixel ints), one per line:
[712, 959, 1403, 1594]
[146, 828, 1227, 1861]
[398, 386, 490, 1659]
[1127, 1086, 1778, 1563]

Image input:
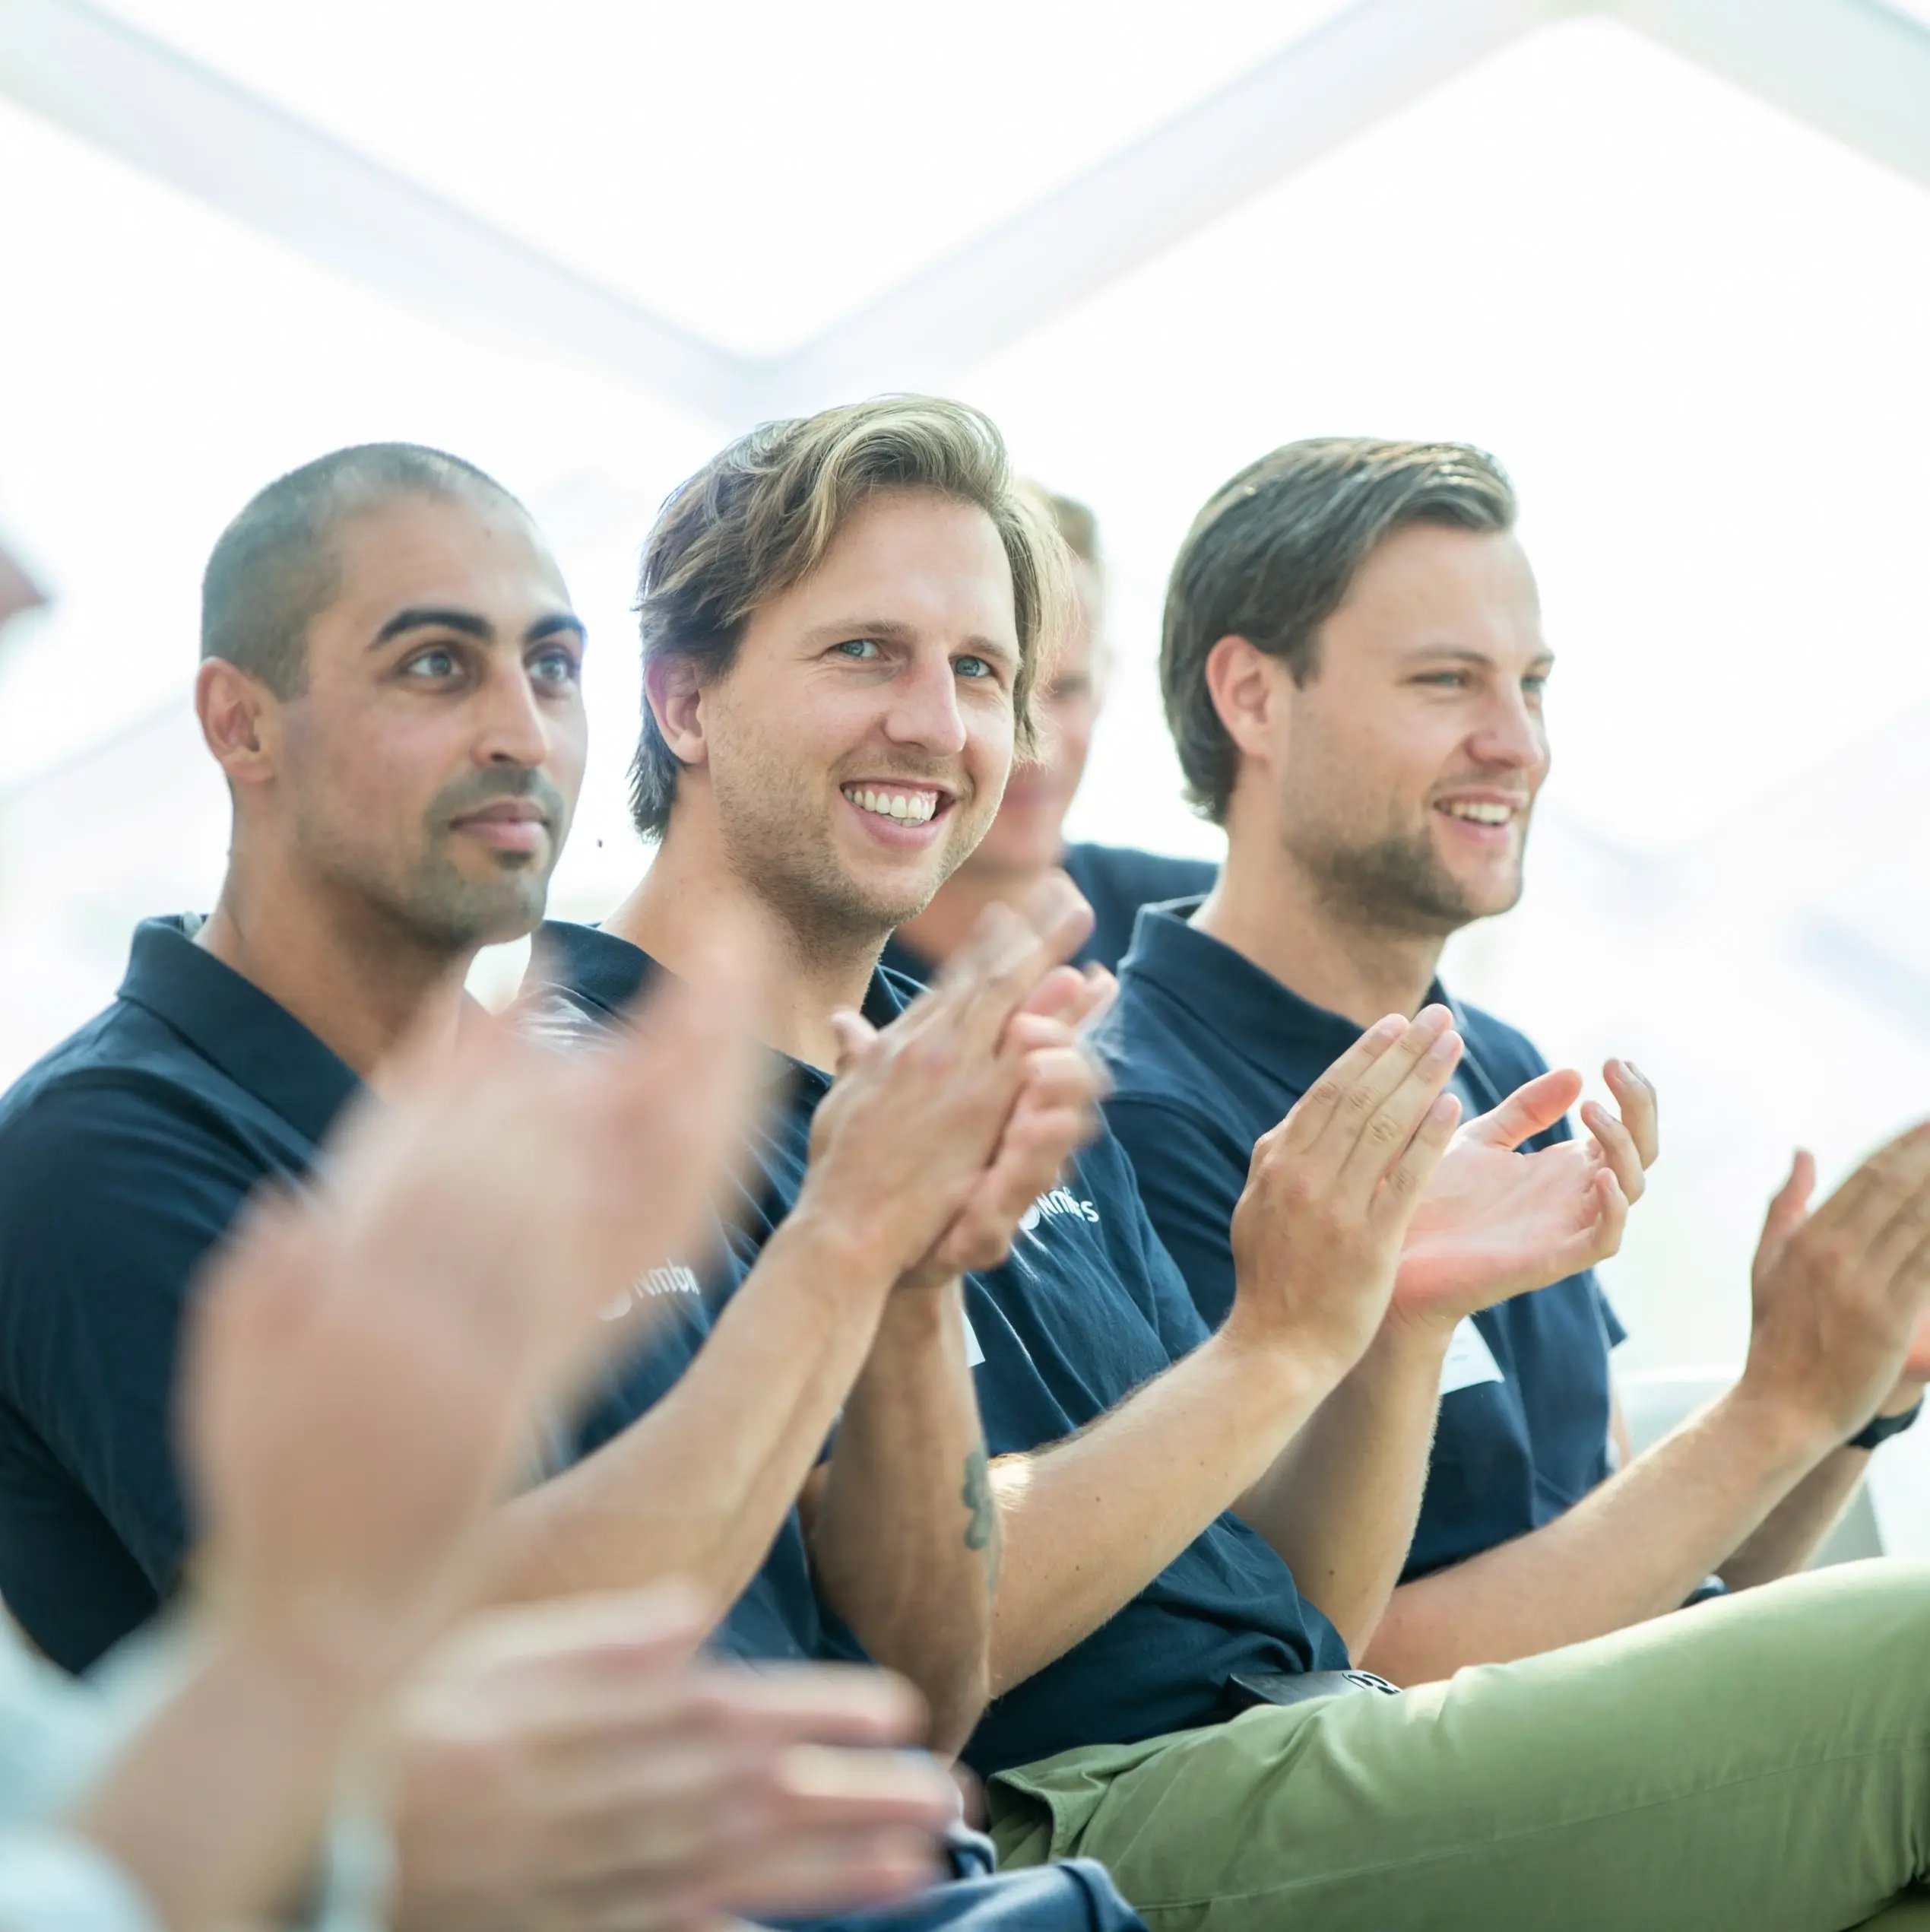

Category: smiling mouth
[1436, 799, 1520, 829]
[840, 783, 950, 826]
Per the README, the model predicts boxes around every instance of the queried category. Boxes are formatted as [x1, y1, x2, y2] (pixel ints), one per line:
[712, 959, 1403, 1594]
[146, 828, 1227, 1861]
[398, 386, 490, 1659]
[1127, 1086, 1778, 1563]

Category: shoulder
[1092, 969, 1218, 1110]
[0, 1039, 270, 1282]
[1064, 841, 1219, 906]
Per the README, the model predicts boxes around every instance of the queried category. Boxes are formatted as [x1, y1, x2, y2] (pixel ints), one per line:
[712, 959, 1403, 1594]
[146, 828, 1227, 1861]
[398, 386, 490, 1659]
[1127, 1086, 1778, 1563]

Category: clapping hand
[1392, 1059, 1656, 1328]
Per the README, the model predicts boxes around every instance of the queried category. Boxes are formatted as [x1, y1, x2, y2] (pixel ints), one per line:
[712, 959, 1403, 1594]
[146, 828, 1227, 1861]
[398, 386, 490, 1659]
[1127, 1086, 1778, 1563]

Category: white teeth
[1444, 801, 1513, 826]
[844, 785, 937, 825]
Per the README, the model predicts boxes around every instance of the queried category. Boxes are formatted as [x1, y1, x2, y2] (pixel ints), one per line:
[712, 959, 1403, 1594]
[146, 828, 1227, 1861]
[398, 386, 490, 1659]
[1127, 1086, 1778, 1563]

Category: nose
[474, 659, 553, 771]
[1468, 686, 1548, 778]
[881, 656, 968, 757]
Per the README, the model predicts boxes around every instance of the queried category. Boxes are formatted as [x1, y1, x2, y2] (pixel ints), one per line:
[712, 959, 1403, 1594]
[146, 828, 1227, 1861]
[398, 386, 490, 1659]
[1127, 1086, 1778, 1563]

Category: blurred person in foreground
[1095, 437, 1930, 1688]
[561, 394, 1930, 1932]
[0, 528, 961, 1931]
[881, 490, 1213, 982]
[0, 462, 1143, 1932]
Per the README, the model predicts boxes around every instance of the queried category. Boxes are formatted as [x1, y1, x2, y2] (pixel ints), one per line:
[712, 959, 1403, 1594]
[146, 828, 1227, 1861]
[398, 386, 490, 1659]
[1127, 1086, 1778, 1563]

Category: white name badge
[962, 1307, 986, 1368]
[1439, 1317, 1504, 1396]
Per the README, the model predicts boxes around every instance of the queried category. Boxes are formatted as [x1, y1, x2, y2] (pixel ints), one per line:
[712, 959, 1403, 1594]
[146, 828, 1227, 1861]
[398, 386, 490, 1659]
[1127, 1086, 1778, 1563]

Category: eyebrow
[371, 607, 588, 650]
[1403, 644, 1556, 670]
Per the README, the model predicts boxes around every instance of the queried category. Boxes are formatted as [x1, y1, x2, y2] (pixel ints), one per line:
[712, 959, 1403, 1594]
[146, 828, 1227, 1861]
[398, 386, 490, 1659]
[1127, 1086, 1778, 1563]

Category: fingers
[1016, 963, 1117, 1036]
[1376, 1091, 1461, 1218]
[928, 1092, 1101, 1277]
[1311, 1005, 1456, 1163]
[435, 1584, 713, 1687]
[1817, 1121, 1930, 1253]
[1331, 1018, 1463, 1201]
[1602, 1058, 1659, 1169]
[1470, 1068, 1583, 1151]
[927, 873, 1094, 1058]
[1753, 1149, 1816, 1274]
[1272, 1014, 1409, 1154]
[1580, 1098, 1648, 1207]
[828, 1010, 879, 1074]
[1573, 1167, 1630, 1270]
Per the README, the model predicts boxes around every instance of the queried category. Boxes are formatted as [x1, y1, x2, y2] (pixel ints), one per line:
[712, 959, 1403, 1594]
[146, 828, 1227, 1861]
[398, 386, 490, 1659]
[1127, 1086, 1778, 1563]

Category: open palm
[1393, 1069, 1628, 1323]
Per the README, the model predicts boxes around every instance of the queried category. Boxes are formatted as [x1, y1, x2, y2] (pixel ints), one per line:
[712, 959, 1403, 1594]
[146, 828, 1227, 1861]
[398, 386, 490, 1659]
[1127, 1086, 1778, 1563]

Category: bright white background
[3, 2, 1928, 1528]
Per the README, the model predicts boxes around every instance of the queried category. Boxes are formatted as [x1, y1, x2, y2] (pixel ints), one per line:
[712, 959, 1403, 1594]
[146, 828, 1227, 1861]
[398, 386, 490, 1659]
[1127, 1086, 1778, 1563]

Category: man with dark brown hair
[1101, 436, 1927, 1683]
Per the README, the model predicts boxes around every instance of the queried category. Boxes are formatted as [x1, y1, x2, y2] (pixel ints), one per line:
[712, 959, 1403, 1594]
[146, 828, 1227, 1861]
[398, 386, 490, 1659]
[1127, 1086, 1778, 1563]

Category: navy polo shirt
[536, 920, 1350, 1780]
[879, 841, 1217, 982]
[0, 917, 362, 1670]
[1096, 899, 1624, 1585]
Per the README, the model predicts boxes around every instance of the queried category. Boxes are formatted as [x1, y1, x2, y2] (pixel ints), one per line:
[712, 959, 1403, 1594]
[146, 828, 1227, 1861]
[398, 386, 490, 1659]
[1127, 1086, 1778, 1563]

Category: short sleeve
[1104, 1094, 1253, 1334]
[1597, 1280, 1628, 1350]
[0, 1079, 268, 1618]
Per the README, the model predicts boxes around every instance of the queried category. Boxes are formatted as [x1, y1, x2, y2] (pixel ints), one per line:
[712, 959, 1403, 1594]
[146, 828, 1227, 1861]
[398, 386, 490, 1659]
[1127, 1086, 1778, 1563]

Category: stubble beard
[712, 753, 981, 963]
[1288, 815, 1526, 941]
[293, 787, 560, 959]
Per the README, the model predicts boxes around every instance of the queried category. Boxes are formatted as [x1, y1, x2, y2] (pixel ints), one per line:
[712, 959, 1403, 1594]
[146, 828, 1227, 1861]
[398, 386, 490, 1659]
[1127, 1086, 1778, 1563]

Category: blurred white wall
[2, 3, 1928, 1534]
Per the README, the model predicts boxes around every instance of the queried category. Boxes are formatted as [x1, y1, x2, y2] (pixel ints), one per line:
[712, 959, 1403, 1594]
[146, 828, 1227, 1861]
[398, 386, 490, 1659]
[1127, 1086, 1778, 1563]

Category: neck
[1193, 815, 1446, 1030]
[602, 818, 878, 1071]
[198, 842, 474, 1083]
[889, 852, 1056, 972]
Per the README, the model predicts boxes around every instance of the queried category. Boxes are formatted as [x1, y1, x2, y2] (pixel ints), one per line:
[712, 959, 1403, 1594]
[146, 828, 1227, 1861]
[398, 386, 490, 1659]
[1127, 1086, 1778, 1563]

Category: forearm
[807, 1283, 992, 1756]
[989, 1324, 1339, 1694]
[69, 1621, 369, 1932]
[1361, 1383, 1832, 1684]
[485, 1213, 891, 1626]
[1716, 1447, 1868, 1589]
[1234, 1317, 1450, 1655]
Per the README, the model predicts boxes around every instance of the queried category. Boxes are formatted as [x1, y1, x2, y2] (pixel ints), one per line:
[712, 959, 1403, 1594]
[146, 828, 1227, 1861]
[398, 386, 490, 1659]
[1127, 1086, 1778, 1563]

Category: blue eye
[833, 639, 883, 661]
[955, 655, 994, 680]
[529, 645, 581, 687]
[1523, 674, 1549, 699]
[402, 646, 459, 680]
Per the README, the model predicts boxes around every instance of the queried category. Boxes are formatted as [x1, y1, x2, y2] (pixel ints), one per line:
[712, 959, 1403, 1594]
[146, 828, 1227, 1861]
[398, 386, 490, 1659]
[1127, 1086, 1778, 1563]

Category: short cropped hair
[1161, 437, 1516, 822]
[201, 443, 521, 696]
[1032, 488, 1099, 567]
[629, 395, 1071, 842]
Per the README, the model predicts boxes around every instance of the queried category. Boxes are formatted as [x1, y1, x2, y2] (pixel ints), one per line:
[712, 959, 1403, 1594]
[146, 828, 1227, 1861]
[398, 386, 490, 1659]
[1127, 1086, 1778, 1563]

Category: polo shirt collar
[1120, 897, 1454, 1092]
[115, 916, 363, 1147]
[536, 919, 908, 1090]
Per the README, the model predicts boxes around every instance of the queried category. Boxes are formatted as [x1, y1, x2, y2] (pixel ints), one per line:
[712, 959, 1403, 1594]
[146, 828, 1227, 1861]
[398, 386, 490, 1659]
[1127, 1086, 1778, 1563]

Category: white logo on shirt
[1018, 1186, 1101, 1234]
[597, 1261, 702, 1322]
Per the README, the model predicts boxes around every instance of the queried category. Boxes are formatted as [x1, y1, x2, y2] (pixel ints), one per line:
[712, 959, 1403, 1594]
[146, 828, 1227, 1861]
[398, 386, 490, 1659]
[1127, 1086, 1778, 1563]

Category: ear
[195, 659, 279, 788]
[645, 653, 709, 769]
[1203, 635, 1284, 769]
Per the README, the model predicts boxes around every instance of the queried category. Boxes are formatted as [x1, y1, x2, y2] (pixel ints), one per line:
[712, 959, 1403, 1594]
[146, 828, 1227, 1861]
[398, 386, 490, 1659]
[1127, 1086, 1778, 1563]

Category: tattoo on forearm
[962, 1446, 997, 1566]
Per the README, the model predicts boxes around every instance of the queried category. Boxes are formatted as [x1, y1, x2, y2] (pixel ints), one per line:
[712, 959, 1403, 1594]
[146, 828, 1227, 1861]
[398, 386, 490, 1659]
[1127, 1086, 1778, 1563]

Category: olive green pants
[990, 1561, 1930, 1930]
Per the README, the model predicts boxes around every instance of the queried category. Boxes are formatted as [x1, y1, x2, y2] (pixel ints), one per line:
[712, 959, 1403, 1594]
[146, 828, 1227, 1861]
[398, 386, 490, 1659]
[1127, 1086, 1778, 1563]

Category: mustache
[430, 767, 568, 826]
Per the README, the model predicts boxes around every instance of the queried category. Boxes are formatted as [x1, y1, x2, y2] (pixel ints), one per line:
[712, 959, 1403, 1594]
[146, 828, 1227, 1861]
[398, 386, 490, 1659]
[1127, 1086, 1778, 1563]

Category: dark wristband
[1848, 1395, 1924, 1453]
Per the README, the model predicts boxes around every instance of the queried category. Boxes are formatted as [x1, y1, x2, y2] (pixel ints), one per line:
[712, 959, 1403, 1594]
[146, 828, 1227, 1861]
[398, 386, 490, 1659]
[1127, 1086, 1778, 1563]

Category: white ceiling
[87, 0, 1361, 359]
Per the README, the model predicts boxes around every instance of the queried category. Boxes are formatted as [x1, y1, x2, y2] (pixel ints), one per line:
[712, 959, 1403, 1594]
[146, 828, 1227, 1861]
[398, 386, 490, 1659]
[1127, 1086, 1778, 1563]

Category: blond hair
[629, 396, 1070, 839]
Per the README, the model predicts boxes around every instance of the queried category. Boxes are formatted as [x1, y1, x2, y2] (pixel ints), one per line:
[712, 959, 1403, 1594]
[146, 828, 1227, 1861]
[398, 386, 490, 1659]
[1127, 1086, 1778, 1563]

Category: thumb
[829, 1010, 879, 1076]
[1469, 1068, 1584, 1150]
[1755, 1149, 1815, 1268]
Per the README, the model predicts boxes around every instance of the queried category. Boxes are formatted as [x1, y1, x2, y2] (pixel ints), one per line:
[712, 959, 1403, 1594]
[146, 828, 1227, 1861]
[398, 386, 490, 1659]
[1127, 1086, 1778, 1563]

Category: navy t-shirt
[0, 918, 363, 1670]
[537, 921, 1349, 1779]
[879, 841, 1217, 982]
[1095, 899, 1624, 1584]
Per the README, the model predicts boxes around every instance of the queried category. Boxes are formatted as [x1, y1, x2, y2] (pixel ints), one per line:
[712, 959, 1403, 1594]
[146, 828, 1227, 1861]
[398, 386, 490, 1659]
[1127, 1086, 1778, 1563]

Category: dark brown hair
[1161, 437, 1516, 821]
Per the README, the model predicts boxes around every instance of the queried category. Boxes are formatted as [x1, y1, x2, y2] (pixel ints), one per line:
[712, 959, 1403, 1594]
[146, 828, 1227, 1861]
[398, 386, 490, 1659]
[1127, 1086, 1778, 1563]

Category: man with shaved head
[0, 439, 1062, 1754]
